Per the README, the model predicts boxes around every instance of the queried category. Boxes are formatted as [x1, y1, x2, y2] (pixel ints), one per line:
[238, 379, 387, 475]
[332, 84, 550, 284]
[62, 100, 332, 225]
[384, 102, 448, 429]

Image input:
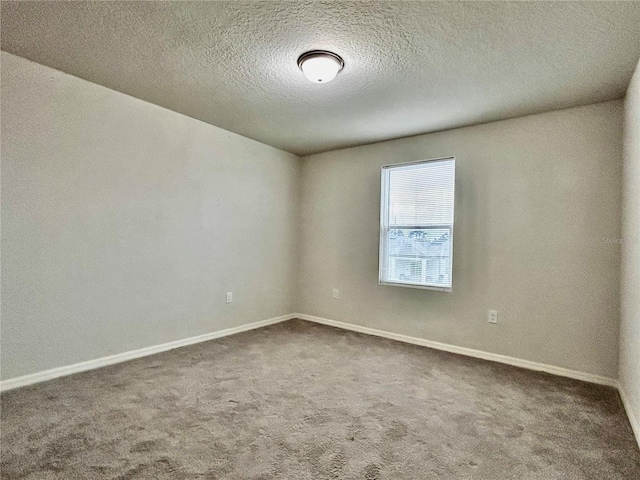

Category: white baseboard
[619, 386, 640, 449]
[294, 313, 618, 388]
[2, 311, 634, 446]
[0, 311, 620, 394]
[0, 314, 295, 393]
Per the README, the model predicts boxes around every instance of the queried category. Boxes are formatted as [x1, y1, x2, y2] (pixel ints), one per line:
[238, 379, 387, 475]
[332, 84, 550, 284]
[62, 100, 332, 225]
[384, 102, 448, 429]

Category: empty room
[1, 1, 640, 479]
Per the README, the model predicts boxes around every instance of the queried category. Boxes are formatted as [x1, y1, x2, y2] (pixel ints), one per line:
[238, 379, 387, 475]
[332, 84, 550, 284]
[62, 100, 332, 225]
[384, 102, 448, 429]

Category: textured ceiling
[2, 1, 640, 156]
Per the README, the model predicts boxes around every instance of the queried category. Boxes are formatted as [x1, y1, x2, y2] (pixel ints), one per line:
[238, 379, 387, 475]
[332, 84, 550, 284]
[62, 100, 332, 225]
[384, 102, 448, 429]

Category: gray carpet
[1, 319, 639, 479]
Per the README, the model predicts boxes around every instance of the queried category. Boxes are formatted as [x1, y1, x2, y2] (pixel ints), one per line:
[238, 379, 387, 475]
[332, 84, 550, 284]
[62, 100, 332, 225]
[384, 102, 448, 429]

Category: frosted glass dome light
[298, 51, 344, 84]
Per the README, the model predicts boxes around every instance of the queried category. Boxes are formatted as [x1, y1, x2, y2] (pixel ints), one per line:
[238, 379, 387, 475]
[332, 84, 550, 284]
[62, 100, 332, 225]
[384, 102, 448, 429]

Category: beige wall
[298, 101, 623, 378]
[0, 51, 628, 385]
[0, 52, 301, 380]
[620, 59, 640, 438]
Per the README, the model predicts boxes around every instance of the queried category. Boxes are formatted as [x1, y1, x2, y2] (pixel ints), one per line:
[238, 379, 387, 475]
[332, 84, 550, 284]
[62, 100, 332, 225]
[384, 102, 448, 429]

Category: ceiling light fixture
[297, 50, 344, 84]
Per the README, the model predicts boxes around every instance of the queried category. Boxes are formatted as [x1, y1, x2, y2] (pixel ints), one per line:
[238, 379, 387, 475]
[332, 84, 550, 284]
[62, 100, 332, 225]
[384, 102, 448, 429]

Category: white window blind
[379, 157, 455, 291]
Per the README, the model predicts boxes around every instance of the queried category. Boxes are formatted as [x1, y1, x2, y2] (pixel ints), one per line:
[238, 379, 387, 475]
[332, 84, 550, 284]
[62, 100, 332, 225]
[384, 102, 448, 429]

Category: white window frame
[378, 156, 455, 292]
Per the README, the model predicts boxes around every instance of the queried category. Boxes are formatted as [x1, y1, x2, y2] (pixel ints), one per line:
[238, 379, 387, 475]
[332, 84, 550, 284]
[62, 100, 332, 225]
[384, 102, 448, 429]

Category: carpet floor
[1, 319, 639, 479]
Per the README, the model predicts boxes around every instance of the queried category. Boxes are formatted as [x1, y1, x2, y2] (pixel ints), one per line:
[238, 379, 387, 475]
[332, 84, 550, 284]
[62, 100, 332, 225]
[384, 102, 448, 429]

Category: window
[379, 157, 455, 291]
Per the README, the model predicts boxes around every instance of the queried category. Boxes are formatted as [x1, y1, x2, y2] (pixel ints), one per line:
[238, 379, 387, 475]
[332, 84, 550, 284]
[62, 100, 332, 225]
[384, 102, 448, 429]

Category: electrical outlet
[332, 289, 339, 299]
[487, 310, 498, 324]
[226, 292, 233, 303]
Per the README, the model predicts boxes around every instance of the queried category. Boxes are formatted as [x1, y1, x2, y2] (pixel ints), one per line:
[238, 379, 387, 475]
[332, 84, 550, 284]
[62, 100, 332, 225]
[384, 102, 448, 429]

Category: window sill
[379, 280, 452, 292]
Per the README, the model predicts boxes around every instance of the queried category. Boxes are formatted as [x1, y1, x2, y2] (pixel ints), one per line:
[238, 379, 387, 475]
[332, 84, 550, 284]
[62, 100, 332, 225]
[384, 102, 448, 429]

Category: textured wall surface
[620, 58, 640, 438]
[298, 101, 623, 378]
[2, 1, 639, 155]
[0, 53, 300, 380]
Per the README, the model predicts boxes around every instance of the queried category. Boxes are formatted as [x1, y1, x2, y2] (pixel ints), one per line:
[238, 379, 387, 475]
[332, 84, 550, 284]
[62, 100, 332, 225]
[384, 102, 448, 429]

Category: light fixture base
[297, 50, 344, 70]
